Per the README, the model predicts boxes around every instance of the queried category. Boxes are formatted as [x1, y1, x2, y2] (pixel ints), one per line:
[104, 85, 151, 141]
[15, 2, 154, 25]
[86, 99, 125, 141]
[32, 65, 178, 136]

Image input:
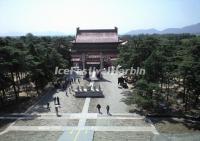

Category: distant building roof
[72, 27, 122, 43]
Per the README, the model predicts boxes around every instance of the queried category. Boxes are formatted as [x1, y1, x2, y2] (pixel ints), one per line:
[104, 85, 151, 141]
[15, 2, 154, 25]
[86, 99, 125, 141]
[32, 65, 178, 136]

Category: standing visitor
[57, 97, 60, 105]
[106, 105, 110, 115]
[96, 104, 101, 114]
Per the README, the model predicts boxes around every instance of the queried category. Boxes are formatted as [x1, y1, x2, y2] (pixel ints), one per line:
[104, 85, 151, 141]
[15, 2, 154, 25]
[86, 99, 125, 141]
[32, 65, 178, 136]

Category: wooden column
[82, 53, 85, 69]
[100, 52, 103, 69]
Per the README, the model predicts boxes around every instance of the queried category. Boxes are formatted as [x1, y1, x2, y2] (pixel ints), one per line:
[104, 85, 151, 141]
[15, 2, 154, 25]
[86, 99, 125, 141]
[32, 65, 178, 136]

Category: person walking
[57, 97, 60, 105]
[96, 104, 101, 114]
[106, 105, 110, 115]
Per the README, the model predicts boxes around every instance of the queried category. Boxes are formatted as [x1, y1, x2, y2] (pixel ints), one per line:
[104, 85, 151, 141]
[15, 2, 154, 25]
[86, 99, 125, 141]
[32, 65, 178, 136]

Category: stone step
[0, 113, 144, 120]
[58, 130, 94, 141]
[93, 131, 153, 141]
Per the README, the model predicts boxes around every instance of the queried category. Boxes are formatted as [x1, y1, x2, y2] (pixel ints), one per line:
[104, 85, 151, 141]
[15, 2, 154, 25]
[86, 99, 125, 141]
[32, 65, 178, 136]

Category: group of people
[96, 104, 111, 115]
[46, 96, 61, 116]
[66, 76, 81, 94]
[54, 74, 80, 92]
[67, 75, 80, 85]
[47, 74, 80, 116]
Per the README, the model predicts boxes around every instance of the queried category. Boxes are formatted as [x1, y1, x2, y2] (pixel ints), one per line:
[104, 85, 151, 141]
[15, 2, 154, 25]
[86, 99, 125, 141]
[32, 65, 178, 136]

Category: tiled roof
[73, 27, 121, 43]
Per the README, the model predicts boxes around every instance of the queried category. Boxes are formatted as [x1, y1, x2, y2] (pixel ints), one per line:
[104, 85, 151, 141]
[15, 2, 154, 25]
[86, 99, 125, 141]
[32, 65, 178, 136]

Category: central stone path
[58, 98, 94, 141]
[78, 98, 91, 127]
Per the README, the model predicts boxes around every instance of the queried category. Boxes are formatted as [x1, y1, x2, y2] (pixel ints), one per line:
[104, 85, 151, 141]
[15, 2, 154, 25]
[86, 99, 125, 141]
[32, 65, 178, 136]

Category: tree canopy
[119, 34, 200, 115]
[0, 34, 72, 106]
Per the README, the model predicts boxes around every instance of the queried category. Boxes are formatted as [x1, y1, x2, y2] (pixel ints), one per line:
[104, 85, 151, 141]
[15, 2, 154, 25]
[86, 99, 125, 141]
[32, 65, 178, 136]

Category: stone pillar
[100, 52, 103, 69]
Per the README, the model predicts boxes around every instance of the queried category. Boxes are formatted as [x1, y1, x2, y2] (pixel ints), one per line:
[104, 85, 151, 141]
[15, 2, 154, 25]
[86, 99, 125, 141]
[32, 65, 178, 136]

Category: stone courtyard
[1, 71, 198, 141]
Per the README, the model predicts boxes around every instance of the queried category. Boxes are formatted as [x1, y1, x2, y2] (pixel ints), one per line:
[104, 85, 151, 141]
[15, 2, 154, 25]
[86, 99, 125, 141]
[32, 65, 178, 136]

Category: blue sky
[0, 0, 200, 35]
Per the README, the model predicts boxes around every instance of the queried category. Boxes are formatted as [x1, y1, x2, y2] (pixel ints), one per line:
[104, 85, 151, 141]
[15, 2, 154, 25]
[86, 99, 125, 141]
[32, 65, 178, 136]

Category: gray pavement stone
[27, 89, 85, 114]
[0, 131, 63, 141]
[86, 119, 151, 126]
[14, 119, 79, 126]
[88, 73, 131, 113]
[93, 131, 154, 141]
[58, 130, 94, 141]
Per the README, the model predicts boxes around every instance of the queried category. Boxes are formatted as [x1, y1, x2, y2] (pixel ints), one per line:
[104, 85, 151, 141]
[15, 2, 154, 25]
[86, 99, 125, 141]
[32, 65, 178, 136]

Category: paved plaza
[0, 71, 160, 141]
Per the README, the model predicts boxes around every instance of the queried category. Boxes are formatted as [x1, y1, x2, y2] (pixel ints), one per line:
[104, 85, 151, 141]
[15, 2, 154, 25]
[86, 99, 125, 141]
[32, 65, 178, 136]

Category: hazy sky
[0, 0, 200, 35]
